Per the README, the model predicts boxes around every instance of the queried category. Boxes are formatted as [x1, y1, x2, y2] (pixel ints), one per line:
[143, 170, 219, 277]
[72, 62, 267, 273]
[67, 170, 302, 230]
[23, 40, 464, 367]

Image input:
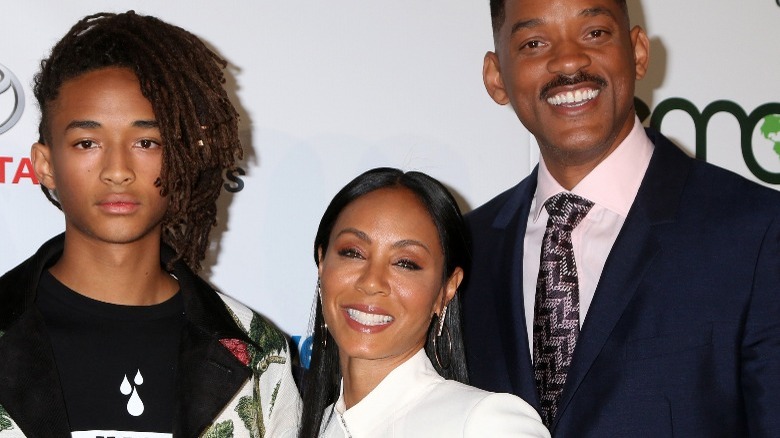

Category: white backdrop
[1, 2, 779, 352]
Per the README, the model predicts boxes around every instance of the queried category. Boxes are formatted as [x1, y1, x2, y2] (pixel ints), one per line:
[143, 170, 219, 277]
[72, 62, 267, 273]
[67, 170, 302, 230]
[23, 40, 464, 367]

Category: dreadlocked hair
[33, 11, 243, 272]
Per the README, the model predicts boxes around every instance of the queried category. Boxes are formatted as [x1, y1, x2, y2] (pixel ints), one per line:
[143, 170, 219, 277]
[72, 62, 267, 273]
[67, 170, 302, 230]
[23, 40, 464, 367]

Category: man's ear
[631, 25, 650, 80]
[483, 51, 510, 105]
[31, 142, 56, 190]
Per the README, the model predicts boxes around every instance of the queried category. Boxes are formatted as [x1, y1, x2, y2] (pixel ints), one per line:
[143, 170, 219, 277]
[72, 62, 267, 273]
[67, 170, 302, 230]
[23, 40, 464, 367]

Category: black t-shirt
[36, 270, 184, 437]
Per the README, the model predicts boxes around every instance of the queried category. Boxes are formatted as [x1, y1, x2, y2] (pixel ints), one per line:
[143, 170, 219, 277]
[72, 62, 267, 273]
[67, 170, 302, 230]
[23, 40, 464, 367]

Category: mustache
[540, 72, 608, 100]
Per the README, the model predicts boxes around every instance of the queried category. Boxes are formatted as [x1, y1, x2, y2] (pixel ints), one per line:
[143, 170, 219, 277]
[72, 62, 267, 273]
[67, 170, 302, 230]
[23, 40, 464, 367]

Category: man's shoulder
[681, 156, 780, 218]
[648, 128, 780, 212]
[466, 174, 537, 228]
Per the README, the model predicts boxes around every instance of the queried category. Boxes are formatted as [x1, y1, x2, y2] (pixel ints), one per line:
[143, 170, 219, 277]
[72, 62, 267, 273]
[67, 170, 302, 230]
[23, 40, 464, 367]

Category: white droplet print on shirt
[119, 369, 145, 416]
[120, 375, 132, 395]
[128, 386, 144, 416]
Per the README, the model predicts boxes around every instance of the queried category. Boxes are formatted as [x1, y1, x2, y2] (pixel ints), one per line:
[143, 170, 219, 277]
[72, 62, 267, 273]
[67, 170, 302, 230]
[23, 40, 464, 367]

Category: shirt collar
[532, 116, 654, 221]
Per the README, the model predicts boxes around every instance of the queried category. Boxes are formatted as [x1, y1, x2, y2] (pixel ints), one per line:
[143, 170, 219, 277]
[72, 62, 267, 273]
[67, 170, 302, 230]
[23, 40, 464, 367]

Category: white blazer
[319, 349, 549, 437]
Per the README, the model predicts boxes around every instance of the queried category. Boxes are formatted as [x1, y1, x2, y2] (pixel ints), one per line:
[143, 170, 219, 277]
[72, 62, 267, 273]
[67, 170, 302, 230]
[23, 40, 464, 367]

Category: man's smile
[546, 88, 600, 106]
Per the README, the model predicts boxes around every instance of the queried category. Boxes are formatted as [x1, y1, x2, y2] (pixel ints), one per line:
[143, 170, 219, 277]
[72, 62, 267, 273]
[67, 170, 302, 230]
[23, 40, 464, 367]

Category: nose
[356, 259, 390, 296]
[100, 145, 135, 186]
[547, 40, 591, 76]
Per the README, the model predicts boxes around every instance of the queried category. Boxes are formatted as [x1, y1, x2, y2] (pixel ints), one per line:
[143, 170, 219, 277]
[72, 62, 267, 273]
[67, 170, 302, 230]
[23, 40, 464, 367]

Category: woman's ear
[438, 267, 464, 314]
[317, 247, 325, 278]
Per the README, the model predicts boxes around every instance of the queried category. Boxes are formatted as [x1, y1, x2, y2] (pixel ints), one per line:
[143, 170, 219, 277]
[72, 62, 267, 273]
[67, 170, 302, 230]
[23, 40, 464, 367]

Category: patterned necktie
[533, 192, 594, 427]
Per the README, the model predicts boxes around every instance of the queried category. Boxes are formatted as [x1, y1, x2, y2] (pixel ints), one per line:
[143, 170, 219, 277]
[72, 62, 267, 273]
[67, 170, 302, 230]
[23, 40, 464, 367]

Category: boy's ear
[31, 142, 56, 190]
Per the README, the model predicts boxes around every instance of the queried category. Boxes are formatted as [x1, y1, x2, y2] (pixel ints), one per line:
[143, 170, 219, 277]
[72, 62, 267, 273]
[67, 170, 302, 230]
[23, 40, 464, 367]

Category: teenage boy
[0, 11, 299, 437]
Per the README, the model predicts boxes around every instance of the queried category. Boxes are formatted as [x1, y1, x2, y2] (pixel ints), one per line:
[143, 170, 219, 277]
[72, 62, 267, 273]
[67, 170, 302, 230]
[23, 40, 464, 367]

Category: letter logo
[648, 98, 780, 184]
[224, 166, 246, 193]
[0, 63, 25, 135]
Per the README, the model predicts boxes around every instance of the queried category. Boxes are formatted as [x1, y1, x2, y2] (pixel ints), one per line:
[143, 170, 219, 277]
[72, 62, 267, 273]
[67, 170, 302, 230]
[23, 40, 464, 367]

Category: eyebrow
[64, 119, 159, 131]
[337, 228, 371, 243]
[580, 7, 616, 20]
[509, 18, 543, 35]
[394, 239, 432, 255]
[133, 120, 159, 129]
[335, 228, 432, 254]
[509, 7, 617, 36]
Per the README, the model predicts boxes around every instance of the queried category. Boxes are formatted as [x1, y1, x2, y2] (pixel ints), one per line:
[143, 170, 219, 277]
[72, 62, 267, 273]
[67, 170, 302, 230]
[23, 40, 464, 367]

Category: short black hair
[33, 11, 243, 272]
[490, 0, 629, 34]
[299, 167, 471, 438]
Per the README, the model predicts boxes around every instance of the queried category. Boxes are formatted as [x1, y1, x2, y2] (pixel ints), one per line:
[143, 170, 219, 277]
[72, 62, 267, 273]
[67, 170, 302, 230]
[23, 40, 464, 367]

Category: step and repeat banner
[1, 1, 778, 365]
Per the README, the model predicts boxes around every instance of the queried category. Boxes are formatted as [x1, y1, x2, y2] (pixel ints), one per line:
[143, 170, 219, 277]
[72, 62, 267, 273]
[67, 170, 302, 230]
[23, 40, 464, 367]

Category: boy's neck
[49, 232, 180, 306]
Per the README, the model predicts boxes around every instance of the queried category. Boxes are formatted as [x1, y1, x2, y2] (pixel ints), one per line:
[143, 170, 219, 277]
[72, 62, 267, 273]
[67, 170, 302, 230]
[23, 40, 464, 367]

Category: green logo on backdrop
[635, 97, 780, 185]
[761, 115, 780, 159]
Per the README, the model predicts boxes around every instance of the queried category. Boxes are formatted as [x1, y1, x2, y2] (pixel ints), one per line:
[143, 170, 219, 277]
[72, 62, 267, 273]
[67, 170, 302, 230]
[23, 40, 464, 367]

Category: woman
[299, 168, 549, 437]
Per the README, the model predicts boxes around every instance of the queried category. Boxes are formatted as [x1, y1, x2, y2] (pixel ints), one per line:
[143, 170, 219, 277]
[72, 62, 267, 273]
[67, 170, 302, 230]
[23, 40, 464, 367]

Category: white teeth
[547, 88, 600, 106]
[347, 308, 394, 326]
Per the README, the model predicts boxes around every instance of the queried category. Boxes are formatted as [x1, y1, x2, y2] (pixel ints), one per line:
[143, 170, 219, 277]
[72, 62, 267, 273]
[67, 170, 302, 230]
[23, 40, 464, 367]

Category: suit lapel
[491, 171, 540, 407]
[170, 249, 253, 436]
[553, 131, 692, 429]
[173, 322, 252, 437]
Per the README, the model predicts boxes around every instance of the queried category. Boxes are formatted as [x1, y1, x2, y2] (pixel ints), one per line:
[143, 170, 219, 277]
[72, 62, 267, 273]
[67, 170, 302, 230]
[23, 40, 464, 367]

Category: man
[461, 0, 780, 436]
[0, 12, 299, 437]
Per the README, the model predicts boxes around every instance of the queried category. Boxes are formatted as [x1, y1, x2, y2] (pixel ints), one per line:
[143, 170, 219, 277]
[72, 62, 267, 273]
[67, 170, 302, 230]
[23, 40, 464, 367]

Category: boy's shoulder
[215, 292, 291, 360]
[203, 292, 301, 438]
[0, 235, 63, 331]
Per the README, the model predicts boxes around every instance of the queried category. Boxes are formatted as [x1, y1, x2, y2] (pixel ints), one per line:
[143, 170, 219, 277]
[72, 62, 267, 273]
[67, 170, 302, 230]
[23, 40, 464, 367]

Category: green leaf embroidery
[0, 405, 14, 432]
[224, 308, 289, 437]
[202, 419, 234, 438]
[269, 380, 282, 417]
[248, 314, 288, 370]
[235, 395, 262, 438]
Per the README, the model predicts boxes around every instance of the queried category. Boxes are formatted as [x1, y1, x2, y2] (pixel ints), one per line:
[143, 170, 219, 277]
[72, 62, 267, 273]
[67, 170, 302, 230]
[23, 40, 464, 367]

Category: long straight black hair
[298, 167, 471, 437]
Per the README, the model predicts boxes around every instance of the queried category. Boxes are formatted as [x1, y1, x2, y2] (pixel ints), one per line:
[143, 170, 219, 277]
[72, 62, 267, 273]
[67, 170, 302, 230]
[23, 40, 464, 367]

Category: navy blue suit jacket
[462, 129, 780, 437]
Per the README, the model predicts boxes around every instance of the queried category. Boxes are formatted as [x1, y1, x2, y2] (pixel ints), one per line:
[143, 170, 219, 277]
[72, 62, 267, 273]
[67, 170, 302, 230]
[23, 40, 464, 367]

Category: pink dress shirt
[522, 117, 655, 349]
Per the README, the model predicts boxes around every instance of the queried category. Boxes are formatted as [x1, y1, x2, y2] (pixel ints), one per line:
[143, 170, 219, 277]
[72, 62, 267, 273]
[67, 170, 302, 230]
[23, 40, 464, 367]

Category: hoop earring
[433, 310, 452, 370]
[318, 278, 328, 349]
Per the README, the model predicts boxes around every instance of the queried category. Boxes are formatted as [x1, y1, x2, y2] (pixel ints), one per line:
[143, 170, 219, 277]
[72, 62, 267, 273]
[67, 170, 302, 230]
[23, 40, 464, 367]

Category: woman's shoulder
[415, 380, 550, 438]
[423, 379, 521, 410]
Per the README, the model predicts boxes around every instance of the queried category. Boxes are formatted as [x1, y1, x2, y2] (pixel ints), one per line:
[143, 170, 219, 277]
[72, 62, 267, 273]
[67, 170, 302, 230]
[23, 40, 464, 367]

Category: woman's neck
[339, 347, 422, 409]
